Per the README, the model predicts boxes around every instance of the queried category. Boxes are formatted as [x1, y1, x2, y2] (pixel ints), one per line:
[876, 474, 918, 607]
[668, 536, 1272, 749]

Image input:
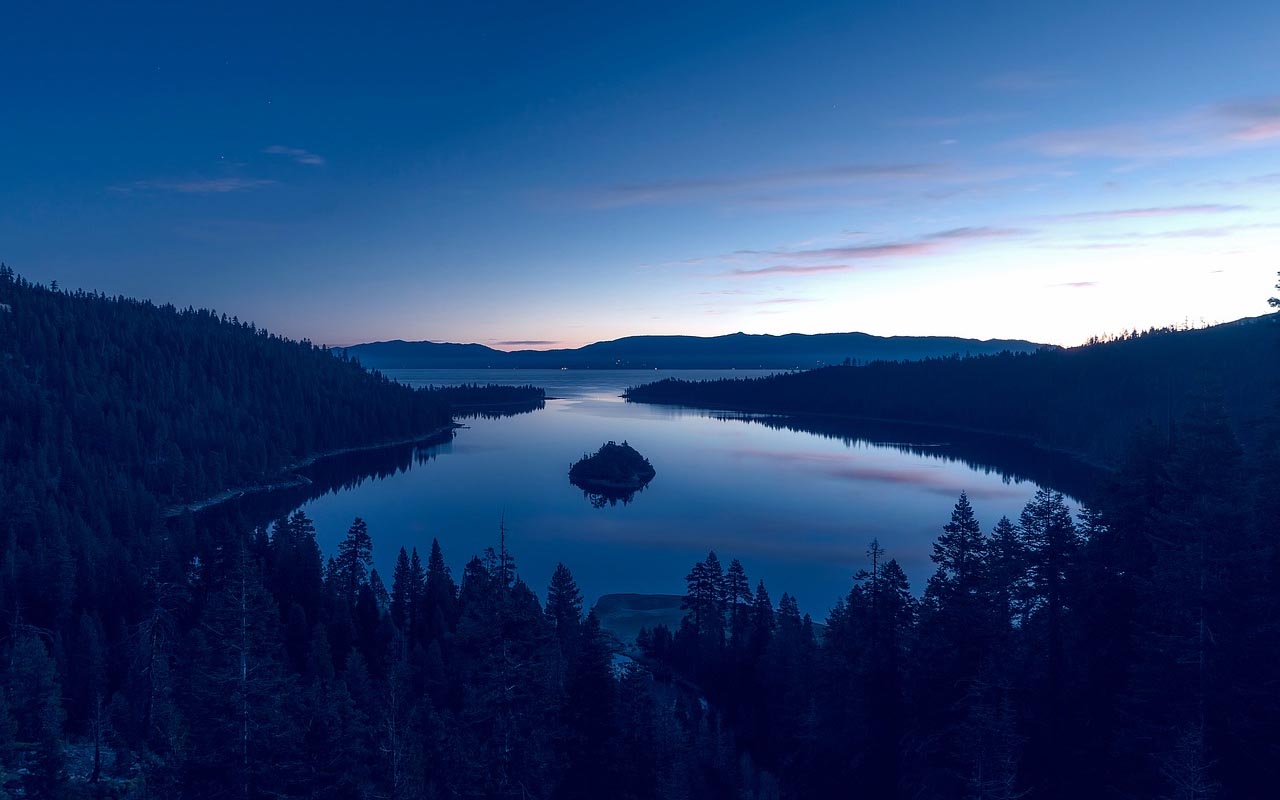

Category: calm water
[271, 369, 1094, 616]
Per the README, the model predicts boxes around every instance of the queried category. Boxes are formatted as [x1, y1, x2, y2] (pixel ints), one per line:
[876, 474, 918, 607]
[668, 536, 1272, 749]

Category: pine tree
[7, 633, 66, 797]
[423, 538, 456, 642]
[724, 558, 753, 644]
[546, 562, 584, 657]
[682, 551, 727, 648]
[928, 492, 988, 606]
[335, 517, 373, 605]
[183, 546, 302, 798]
[916, 494, 998, 794]
[1016, 488, 1079, 796]
[390, 547, 413, 634]
[557, 611, 619, 799]
[984, 515, 1026, 629]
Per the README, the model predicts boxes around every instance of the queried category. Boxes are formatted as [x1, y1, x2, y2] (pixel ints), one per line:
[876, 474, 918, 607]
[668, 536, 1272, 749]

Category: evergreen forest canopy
[625, 315, 1280, 467]
[568, 441, 656, 490]
[0, 265, 1277, 798]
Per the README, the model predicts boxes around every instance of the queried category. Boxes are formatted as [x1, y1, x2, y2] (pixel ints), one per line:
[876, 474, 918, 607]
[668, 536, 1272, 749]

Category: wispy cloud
[1052, 281, 1099, 289]
[112, 177, 276, 194]
[1111, 222, 1280, 240]
[493, 339, 559, 347]
[264, 145, 325, 165]
[1015, 95, 1280, 159]
[1201, 171, 1280, 189]
[1216, 97, 1280, 142]
[588, 162, 942, 207]
[1042, 203, 1248, 221]
[727, 264, 863, 278]
[721, 227, 1029, 278]
[752, 297, 818, 305]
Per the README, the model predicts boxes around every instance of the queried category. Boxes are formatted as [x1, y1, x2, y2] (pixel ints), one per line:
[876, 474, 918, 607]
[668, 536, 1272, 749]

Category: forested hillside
[626, 316, 1280, 466]
[0, 267, 538, 796]
[2, 266, 1276, 798]
[0, 266, 452, 513]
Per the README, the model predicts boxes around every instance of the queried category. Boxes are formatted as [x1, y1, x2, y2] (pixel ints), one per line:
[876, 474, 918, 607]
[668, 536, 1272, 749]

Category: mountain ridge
[341, 330, 1051, 369]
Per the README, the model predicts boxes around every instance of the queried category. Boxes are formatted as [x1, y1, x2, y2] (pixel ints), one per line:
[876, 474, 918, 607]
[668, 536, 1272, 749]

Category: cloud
[727, 264, 864, 278]
[1216, 97, 1280, 142]
[924, 226, 1030, 240]
[1014, 95, 1280, 159]
[1052, 222, 1280, 251]
[753, 297, 817, 305]
[588, 162, 942, 207]
[1040, 242, 1138, 251]
[740, 241, 942, 261]
[1116, 222, 1280, 239]
[493, 339, 559, 347]
[720, 226, 1029, 278]
[112, 177, 276, 194]
[264, 145, 325, 165]
[1052, 281, 1099, 289]
[1043, 203, 1248, 221]
[1202, 171, 1280, 189]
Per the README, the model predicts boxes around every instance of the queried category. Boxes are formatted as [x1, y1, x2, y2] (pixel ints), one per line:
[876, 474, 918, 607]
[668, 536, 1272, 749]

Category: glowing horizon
[3, 2, 1278, 349]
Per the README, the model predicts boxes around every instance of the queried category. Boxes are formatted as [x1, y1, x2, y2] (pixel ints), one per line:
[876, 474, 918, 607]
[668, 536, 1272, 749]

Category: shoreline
[622, 395, 1115, 473]
[163, 424, 459, 517]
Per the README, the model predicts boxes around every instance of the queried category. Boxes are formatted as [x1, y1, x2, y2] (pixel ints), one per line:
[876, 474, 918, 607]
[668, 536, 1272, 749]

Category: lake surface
[261, 369, 1096, 616]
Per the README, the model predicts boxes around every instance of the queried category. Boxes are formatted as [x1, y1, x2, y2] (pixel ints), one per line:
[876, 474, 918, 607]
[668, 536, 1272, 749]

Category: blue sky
[2, 1, 1278, 347]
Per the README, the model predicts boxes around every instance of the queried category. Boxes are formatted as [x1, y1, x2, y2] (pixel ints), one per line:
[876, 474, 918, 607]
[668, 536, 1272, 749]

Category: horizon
[4, 2, 1279, 348]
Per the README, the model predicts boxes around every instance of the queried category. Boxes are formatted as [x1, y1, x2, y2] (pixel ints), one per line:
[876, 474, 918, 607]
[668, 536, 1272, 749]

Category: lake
[248, 369, 1096, 617]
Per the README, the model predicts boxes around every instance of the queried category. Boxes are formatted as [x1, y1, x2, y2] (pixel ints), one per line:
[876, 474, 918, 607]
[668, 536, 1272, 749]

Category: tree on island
[568, 440, 657, 506]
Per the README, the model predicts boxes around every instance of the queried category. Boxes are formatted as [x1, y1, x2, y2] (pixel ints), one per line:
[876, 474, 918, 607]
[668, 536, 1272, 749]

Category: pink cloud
[1044, 203, 1247, 221]
[718, 226, 1028, 279]
[1015, 95, 1280, 159]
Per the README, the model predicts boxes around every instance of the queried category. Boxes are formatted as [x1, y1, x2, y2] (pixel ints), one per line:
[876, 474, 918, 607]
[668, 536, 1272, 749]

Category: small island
[569, 440, 657, 507]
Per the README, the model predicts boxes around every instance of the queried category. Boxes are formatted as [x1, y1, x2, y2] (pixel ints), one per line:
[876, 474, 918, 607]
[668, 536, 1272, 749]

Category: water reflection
[712, 413, 1100, 503]
[177, 370, 1103, 615]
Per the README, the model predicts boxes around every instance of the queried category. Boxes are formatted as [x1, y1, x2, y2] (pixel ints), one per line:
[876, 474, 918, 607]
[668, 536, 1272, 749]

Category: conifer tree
[558, 611, 619, 799]
[335, 517, 374, 605]
[183, 546, 302, 798]
[546, 562, 584, 655]
[724, 558, 753, 644]
[390, 547, 413, 634]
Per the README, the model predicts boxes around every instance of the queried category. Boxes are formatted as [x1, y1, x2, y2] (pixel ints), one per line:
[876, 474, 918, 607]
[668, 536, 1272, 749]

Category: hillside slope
[626, 316, 1280, 465]
[0, 268, 453, 522]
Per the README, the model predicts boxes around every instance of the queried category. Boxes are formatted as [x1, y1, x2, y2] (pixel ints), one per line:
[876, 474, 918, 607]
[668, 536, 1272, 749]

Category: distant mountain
[341, 331, 1049, 370]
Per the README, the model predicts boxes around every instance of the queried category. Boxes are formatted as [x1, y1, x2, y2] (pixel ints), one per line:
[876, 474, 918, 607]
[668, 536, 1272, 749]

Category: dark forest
[2, 266, 1279, 799]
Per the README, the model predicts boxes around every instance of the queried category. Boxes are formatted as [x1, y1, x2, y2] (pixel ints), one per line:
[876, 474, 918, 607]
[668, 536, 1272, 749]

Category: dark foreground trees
[636, 399, 1279, 799]
[0, 394, 1276, 798]
[1, 267, 1277, 797]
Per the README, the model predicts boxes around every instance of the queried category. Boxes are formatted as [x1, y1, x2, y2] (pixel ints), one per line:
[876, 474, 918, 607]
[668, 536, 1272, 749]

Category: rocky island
[568, 440, 657, 506]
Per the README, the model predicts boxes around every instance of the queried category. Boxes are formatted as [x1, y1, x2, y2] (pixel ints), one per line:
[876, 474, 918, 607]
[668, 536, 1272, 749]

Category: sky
[2, 1, 1278, 348]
